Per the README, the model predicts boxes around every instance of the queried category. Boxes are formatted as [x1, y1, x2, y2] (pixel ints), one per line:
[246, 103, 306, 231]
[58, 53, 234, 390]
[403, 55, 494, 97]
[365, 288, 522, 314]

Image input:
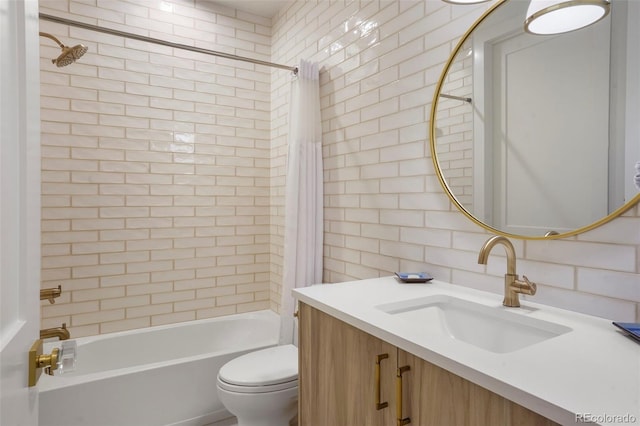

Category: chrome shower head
[39, 32, 88, 67]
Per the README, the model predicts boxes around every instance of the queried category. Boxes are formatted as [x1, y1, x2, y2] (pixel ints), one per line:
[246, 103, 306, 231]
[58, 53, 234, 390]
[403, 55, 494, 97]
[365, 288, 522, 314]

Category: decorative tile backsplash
[40, 0, 639, 336]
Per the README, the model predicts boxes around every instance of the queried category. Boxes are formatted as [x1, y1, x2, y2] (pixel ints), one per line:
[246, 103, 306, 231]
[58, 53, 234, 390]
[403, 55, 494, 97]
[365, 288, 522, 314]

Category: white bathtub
[39, 310, 280, 426]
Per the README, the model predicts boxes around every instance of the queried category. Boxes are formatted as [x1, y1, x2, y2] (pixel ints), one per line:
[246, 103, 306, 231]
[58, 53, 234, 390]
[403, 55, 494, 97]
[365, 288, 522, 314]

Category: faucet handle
[512, 275, 537, 296]
[522, 275, 537, 294]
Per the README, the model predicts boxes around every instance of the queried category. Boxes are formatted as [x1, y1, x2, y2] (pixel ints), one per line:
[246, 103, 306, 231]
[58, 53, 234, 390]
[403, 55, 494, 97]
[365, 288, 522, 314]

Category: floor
[205, 415, 298, 426]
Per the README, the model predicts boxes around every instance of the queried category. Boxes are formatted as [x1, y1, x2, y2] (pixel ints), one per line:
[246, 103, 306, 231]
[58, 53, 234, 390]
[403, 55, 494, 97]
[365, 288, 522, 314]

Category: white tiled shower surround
[39, 0, 274, 335]
[40, 0, 639, 336]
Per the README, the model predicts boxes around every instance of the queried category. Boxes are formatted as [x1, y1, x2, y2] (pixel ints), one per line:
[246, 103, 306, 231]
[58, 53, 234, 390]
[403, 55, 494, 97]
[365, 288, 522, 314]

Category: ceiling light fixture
[524, 0, 610, 35]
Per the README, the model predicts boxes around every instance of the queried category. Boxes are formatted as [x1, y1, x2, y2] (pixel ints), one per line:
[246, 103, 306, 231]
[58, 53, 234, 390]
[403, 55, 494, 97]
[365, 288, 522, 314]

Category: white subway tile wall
[40, 0, 639, 336]
[271, 0, 639, 321]
[39, 0, 272, 335]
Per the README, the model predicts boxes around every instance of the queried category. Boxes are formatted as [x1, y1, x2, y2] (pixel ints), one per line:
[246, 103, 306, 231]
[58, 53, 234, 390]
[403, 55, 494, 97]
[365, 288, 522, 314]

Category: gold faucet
[40, 323, 71, 340]
[477, 236, 537, 307]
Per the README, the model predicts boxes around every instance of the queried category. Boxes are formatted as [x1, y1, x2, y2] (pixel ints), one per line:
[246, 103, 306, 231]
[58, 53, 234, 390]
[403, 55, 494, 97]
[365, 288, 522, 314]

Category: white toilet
[216, 344, 298, 426]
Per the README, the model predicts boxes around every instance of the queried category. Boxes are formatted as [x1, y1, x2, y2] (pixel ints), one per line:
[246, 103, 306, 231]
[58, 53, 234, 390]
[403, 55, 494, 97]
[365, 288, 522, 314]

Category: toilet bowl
[216, 344, 298, 426]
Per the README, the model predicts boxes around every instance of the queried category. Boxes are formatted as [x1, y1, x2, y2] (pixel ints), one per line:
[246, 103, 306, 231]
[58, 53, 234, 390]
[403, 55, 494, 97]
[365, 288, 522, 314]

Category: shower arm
[39, 32, 65, 48]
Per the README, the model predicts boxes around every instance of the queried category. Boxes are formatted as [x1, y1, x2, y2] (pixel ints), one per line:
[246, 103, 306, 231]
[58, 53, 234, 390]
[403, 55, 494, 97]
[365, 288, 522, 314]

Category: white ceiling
[212, 0, 290, 18]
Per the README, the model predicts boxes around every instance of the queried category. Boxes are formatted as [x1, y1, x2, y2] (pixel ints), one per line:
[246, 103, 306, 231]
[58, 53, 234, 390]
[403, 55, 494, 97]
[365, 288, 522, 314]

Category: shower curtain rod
[39, 13, 298, 74]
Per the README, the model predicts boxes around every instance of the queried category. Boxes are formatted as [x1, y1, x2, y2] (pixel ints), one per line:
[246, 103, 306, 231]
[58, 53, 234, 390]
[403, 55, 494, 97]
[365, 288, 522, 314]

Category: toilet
[216, 344, 298, 426]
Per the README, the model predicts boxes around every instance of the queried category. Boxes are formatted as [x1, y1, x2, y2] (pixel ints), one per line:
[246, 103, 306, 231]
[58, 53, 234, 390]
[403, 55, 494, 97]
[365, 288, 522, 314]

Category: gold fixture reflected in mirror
[525, 0, 611, 35]
[39, 32, 88, 67]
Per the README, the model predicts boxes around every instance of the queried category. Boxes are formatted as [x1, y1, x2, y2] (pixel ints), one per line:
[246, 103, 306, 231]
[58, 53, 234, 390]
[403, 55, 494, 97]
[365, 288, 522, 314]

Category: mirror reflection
[432, 0, 640, 238]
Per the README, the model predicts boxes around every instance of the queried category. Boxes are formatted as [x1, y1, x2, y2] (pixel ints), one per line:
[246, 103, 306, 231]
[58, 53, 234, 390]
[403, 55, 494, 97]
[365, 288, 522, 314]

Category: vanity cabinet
[298, 302, 397, 425]
[298, 303, 559, 426]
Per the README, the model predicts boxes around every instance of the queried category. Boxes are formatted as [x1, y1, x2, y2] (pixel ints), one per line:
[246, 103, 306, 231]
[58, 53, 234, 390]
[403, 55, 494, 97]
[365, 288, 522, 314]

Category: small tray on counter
[394, 272, 433, 283]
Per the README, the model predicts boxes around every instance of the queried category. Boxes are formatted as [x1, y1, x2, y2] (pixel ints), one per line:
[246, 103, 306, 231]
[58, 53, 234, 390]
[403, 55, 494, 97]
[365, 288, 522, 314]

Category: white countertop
[293, 277, 640, 426]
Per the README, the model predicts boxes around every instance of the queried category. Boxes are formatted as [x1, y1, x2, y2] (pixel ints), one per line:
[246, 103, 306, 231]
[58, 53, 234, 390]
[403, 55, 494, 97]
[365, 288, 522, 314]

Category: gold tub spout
[40, 323, 71, 340]
[477, 236, 537, 307]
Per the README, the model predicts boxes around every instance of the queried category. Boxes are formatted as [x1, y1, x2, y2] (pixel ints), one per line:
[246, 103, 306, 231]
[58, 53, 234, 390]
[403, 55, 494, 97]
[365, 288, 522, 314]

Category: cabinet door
[398, 349, 559, 426]
[298, 303, 396, 426]
[399, 349, 472, 426]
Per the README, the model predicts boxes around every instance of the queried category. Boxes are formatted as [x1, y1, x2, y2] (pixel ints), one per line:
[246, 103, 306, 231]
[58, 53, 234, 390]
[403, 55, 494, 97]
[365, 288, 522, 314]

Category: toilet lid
[218, 344, 298, 387]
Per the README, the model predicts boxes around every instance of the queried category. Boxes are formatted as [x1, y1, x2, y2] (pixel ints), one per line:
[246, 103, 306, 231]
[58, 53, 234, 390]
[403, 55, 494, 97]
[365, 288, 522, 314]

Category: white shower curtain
[279, 60, 323, 345]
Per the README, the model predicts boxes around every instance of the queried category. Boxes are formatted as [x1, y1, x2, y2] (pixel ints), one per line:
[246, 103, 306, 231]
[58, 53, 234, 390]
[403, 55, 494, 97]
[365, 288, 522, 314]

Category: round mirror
[430, 0, 640, 239]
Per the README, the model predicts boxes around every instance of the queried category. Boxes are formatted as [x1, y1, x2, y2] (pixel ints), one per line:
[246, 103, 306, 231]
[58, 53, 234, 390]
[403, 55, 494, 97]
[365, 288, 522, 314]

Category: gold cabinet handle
[396, 365, 411, 426]
[375, 353, 389, 410]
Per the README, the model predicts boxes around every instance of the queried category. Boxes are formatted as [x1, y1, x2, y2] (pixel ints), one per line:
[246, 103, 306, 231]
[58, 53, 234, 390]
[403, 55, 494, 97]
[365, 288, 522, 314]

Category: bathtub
[39, 310, 280, 426]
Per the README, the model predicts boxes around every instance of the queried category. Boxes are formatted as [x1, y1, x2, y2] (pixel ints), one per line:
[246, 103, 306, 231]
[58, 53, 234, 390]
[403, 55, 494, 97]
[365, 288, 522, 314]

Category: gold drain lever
[28, 339, 76, 387]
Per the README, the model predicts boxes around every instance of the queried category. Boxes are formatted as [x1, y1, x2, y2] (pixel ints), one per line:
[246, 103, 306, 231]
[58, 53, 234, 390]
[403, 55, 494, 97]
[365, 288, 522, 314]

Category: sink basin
[376, 295, 571, 353]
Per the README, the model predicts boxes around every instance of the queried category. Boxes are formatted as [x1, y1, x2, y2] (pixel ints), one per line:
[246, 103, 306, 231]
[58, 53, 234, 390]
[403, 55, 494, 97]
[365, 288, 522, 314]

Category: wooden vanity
[293, 277, 640, 426]
[298, 303, 558, 426]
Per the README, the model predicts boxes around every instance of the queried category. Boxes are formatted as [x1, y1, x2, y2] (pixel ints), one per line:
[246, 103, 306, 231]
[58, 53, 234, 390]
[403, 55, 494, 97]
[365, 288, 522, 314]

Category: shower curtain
[279, 60, 323, 345]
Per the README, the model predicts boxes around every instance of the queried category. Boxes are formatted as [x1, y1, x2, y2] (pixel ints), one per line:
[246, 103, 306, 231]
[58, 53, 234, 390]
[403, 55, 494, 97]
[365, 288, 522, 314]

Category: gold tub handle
[396, 365, 411, 426]
[375, 353, 389, 410]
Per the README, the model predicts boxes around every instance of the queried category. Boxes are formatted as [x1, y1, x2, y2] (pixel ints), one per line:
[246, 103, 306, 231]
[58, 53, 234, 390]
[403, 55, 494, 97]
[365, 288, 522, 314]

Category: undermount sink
[376, 295, 572, 353]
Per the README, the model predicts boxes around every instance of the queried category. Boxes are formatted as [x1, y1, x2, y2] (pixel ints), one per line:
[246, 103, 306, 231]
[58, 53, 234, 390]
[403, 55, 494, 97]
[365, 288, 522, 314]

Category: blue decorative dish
[394, 272, 433, 283]
[612, 322, 640, 343]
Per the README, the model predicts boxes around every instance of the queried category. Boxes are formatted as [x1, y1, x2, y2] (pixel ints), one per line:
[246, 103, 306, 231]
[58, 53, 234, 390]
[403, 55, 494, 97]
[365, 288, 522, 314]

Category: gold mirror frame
[429, 0, 640, 240]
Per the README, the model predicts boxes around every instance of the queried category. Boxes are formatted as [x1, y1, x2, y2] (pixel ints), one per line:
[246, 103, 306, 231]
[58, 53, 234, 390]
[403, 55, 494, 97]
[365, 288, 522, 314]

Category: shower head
[52, 44, 88, 67]
[39, 32, 88, 67]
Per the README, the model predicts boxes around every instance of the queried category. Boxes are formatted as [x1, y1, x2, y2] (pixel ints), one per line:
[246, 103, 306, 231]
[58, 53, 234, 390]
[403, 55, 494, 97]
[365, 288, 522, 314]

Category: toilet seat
[217, 377, 298, 393]
[217, 344, 298, 394]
